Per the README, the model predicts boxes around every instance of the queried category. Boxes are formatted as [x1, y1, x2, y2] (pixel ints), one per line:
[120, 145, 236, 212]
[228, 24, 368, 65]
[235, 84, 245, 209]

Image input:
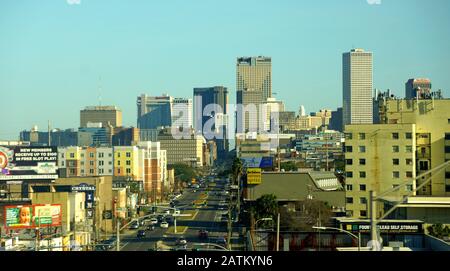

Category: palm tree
[231, 158, 243, 185]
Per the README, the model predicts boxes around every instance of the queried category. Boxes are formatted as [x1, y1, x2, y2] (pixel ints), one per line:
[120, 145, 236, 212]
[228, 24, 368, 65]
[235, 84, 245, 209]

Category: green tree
[231, 158, 243, 185]
[280, 161, 298, 172]
[252, 194, 278, 228]
[427, 224, 450, 239]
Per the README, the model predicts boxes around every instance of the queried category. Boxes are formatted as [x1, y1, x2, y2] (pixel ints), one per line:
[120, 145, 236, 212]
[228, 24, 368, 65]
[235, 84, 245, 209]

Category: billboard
[247, 168, 262, 185]
[4, 204, 62, 229]
[242, 157, 273, 169]
[0, 146, 58, 180]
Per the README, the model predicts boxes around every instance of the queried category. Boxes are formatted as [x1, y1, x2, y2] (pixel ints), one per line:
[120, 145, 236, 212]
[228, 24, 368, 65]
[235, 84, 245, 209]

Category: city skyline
[1, 0, 450, 139]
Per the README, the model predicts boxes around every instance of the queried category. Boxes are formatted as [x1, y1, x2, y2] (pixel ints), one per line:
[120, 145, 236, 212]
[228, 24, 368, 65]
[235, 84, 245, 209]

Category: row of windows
[346, 184, 366, 191]
[117, 160, 132, 166]
[345, 145, 413, 153]
[346, 171, 413, 178]
[345, 132, 412, 140]
[63, 152, 112, 159]
[117, 168, 132, 174]
[346, 158, 413, 166]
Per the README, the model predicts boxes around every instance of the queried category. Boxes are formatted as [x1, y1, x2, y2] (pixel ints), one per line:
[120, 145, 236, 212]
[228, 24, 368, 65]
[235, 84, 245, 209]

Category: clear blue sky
[1, 0, 449, 139]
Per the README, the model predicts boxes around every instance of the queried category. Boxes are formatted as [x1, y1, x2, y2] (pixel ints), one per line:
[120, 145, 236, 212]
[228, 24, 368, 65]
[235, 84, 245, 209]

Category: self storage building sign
[247, 168, 262, 185]
[0, 146, 58, 180]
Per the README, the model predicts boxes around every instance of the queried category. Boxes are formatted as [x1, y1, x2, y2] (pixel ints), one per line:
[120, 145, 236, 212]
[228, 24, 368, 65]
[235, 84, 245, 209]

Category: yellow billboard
[247, 168, 262, 185]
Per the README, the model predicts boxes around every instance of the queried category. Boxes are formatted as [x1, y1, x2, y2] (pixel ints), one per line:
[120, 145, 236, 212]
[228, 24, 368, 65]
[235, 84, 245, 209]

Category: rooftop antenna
[98, 76, 102, 107]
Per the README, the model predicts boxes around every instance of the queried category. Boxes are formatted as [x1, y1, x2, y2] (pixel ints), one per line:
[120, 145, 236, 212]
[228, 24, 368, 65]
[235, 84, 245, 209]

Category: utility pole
[276, 213, 280, 252]
[116, 219, 120, 251]
[369, 191, 378, 251]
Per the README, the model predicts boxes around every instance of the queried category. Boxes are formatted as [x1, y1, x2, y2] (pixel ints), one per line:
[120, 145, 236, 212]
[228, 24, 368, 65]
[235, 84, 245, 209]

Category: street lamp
[313, 226, 361, 251]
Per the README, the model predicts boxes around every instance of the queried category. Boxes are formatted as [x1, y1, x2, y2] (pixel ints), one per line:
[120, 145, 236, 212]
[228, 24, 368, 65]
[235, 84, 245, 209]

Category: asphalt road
[119, 177, 233, 251]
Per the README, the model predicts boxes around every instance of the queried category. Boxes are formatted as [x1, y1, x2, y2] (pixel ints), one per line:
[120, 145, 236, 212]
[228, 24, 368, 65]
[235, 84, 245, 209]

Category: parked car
[176, 237, 187, 246]
[160, 221, 169, 228]
[129, 221, 139, 230]
[137, 230, 146, 238]
[99, 238, 116, 251]
[149, 218, 158, 225]
[198, 230, 208, 239]
[216, 237, 227, 247]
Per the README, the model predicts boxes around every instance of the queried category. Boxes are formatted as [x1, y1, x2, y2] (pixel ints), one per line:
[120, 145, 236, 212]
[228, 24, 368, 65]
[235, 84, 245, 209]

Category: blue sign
[242, 157, 273, 168]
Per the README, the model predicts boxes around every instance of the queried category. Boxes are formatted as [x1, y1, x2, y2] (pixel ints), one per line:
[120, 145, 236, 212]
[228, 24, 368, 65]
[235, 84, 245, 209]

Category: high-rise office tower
[405, 78, 432, 99]
[137, 94, 173, 129]
[80, 106, 122, 128]
[137, 94, 192, 130]
[172, 98, 193, 129]
[342, 49, 373, 126]
[193, 86, 229, 159]
[236, 56, 272, 132]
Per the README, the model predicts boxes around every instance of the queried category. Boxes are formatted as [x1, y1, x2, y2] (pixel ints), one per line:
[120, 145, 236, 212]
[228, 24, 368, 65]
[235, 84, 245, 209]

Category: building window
[99, 153, 104, 158]
[346, 185, 353, 191]
[445, 172, 450, 179]
[406, 159, 413, 166]
[393, 172, 400, 178]
[448, 119, 450, 124]
[117, 169, 121, 174]
[126, 168, 131, 174]
[90, 161, 94, 166]
[360, 184, 366, 191]
[445, 133, 450, 140]
[406, 146, 413, 153]
[359, 159, 366, 165]
[445, 146, 450, 153]
[126, 160, 131, 166]
[345, 146, 353, 153]
[61, 161, 65, 167]
[80, 169, 84, 174]
[99, 161, 104, 166]
[392, 133, 399, 140]
[346, 172, 353, 178]
[359, 146, 366, 153]
[406, 171, 413, 178]
[109, 153, 112, 157]
[90, 153, 94, 158]
[405, 133, 412, 139]
[359, 172, 366, 178]
[360, 210, 367, 217]
[117, 152, 121, 158]
[126, 152, 131, 158]
[346, 197, 354, 204]
[70, 153, 75, 158]
[419, 161, 429, 171]
[358, 133, 366, 140]
[360, 198, 367, 204]
[406, 185, 413, 192]
[89, 169, 94, 174]
[345, 133, 353, 140]
[117, 161, 121, 166]
[393, 159, 400, 165]
[346, 159, 353, 165]
[109, 161, 112, 165]
[81, 153, 84, 158]
[392, 146, 400, 153]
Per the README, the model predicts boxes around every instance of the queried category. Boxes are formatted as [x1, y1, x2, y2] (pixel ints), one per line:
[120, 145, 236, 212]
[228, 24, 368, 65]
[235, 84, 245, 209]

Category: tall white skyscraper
[299, 105, 306, 117]
[343, 49, 373, 126]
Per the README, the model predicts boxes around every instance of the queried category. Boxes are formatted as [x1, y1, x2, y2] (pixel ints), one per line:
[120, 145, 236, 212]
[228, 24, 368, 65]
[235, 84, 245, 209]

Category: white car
[149, 218, 158, 225]
[165, 210, 170, 215]
[160, 221, 169, 228]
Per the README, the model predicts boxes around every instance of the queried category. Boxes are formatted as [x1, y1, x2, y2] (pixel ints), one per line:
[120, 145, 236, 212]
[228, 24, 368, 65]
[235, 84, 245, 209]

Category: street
[119, 176, 244, 251]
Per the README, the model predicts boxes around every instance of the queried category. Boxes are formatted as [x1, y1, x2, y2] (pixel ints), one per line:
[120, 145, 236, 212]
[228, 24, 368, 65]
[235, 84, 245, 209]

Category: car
[146, 225, 155, 231]
[129, 221, 139, 230]
[149, 218, 158, 225]
[157, 215, 165, 222]
[220, 216, 228, 222]
[198, 230, 208, 239]
[216, 237, 227, 246]
[99, 238, 117, 251]
[137, 230, 146, 238]
[165, 215, 174, 223]
[164, 210, 170, 215]
[176, 238, 187, 246]
[160, 221, 169, 228]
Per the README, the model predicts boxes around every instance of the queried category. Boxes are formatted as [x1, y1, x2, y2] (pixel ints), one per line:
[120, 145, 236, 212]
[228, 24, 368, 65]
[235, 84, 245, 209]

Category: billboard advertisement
[0, 146, 58, 180]
[242, 157, 273, 169]
[4, 204, 62, 229]
[247, 168, 262, 185]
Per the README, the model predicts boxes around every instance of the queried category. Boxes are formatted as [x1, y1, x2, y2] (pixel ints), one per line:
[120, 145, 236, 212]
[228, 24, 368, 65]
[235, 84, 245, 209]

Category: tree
[427, 224, 450, 239]
[231, 158, 243, 185]
[252, 194, 278, 228]
[280, 161, 298, 172]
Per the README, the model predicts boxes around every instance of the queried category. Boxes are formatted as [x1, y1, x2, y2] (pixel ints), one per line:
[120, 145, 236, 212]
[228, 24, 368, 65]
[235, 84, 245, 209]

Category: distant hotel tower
[236, 56, 272, 132]
[342, 49, 373, 126]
